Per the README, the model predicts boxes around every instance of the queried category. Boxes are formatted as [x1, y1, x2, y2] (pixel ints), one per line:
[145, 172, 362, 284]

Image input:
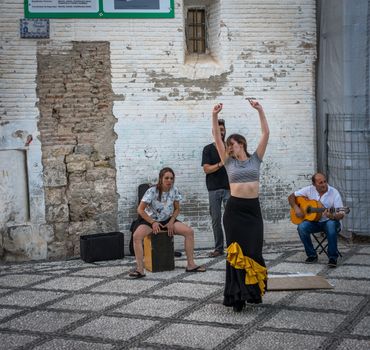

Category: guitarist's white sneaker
[305, 256, 318, 264]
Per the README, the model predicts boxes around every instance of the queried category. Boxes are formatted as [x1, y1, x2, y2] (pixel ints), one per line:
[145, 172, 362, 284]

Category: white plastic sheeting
[317, 0, 369, 235]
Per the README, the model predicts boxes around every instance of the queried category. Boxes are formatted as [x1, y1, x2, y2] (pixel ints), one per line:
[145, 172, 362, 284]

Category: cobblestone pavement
[0, 241, 369, 350]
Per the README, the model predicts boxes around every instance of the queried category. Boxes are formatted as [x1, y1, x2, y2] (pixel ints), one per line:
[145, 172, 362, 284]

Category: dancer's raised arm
[212, 103, 227, 163]
[248, 99, 269, 160]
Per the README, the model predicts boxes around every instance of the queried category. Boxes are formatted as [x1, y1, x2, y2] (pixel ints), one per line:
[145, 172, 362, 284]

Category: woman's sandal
[185, 265, 206, 273]
[129, 270, 146, 279]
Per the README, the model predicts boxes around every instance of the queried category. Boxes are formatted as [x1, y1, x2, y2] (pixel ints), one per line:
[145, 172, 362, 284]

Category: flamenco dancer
[211, 99, 269, 312]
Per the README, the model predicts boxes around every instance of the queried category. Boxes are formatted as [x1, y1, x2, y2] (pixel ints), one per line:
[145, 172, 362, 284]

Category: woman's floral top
[142, 186, 182, 222]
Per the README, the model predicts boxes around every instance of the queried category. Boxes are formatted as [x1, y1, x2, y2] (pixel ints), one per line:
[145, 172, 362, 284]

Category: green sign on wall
[25, 0, 174, 19]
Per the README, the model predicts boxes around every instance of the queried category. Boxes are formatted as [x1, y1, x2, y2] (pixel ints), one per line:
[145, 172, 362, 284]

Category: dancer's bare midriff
[230, 181, 260, 199]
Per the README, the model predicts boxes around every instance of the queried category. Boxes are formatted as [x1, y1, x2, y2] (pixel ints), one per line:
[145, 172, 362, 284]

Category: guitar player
[288, 173, 345, 268]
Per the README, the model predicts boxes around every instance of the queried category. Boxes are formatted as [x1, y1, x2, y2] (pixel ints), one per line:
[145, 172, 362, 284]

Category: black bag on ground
[129, 183, 151, 255]
[80, 232, 124, 263]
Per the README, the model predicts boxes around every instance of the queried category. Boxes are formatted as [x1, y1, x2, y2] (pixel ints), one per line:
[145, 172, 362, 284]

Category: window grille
[186, 8, 206, 54]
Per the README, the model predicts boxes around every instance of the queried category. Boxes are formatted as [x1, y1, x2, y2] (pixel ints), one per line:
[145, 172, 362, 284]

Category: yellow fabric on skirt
[227, 242, 267, 295]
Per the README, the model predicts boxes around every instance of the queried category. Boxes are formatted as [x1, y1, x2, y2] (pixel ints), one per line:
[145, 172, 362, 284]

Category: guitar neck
[308, 207, 349, 214]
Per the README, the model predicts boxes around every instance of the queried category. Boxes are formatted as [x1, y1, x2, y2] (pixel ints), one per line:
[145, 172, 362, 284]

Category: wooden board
[267, 274, 333, 291]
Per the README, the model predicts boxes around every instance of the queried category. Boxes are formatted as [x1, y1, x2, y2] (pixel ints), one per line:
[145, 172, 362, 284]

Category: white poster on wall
[27, 0, 99, 13]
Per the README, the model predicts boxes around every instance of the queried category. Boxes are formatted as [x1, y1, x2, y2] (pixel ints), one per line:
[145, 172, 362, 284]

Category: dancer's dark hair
[226, 134, 251, 158]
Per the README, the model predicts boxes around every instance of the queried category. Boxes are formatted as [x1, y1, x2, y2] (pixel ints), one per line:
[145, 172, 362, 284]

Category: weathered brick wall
[37, 42, 118, 258]
[113, 0, 317, 247]
[0, 0, 317, 260]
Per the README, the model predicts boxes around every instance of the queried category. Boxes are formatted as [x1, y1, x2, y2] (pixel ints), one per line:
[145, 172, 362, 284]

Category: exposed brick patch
[37, 41, 118, 258]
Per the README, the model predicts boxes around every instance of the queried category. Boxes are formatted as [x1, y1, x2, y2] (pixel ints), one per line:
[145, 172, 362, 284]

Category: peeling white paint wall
[0, 150, 29, 223]
[0, 0, 317, 259]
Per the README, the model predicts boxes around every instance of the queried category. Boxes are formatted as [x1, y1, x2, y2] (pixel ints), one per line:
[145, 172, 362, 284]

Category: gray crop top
[224, 152, 262, 183]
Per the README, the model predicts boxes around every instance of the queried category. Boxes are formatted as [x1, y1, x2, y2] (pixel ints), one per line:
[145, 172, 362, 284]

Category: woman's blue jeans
[297, 220, 340, 260]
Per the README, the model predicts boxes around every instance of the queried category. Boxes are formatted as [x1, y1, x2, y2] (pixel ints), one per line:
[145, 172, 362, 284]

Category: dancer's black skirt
[223, 196, 267, 306]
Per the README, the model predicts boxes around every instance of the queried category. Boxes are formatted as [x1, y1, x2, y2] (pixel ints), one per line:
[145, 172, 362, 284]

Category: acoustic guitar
[290, 197, 350, 225]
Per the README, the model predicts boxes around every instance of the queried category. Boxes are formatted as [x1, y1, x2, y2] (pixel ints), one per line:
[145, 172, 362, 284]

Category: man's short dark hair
[218, 119, 225, 127]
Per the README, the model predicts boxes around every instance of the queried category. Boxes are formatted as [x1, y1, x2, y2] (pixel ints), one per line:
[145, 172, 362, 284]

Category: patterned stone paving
[0, 241, 369, 350]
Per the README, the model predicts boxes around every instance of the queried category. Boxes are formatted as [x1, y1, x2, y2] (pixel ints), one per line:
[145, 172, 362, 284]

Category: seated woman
[129, 167, 206, 278]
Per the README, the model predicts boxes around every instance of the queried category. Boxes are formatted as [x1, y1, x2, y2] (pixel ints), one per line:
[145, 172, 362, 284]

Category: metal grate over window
[186, 8, 206, 54]
[327, 113, 370, 235]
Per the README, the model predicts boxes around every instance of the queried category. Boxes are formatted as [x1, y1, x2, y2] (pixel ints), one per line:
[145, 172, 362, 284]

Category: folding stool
[312, 231, 342, 257]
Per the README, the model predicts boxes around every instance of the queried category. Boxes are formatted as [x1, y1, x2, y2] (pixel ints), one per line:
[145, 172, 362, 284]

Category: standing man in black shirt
[201, 117, 230, 257]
